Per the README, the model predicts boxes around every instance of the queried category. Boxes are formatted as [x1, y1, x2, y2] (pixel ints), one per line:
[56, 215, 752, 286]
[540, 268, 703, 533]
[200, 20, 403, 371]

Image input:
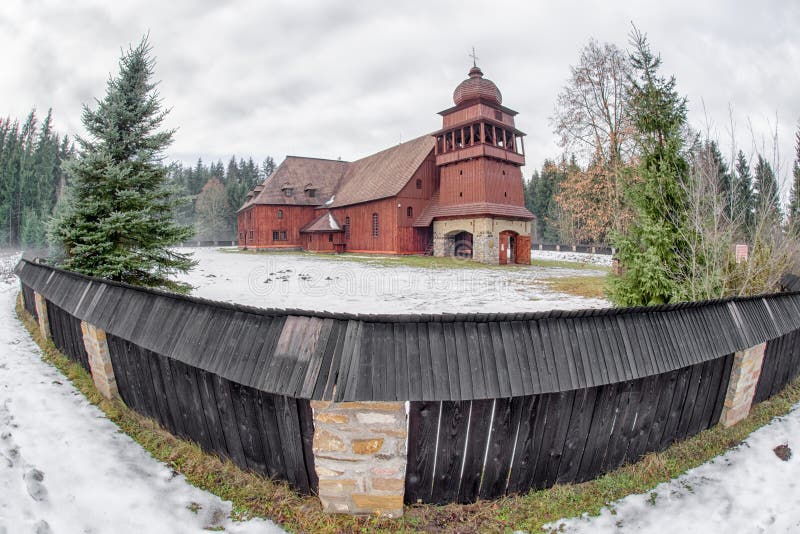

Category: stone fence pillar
[311, 400, 407, 517]
[33, 292, 51, 341]
[80, 321, 120, 401]
[720, 343, 766, 427]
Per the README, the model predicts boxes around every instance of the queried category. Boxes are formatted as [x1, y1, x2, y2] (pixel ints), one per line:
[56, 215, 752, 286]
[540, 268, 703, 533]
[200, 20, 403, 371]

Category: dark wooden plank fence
[21, 282, 37, 319]
[14, 258, 800, 505]
[46, 299, 90, 372]
[405, 354, 734, 504]
[105, 333, 317, 494]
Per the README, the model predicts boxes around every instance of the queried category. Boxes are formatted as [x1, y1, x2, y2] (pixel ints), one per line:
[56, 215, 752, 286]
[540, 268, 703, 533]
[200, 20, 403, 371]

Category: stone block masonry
[33, 292, 51, 341]
[311, 400, 407, 517]
[80, 321, 120, 401]
[720, 342, 766, 428]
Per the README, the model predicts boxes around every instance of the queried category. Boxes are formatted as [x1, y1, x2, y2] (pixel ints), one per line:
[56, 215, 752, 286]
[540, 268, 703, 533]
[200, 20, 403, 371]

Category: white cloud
[1, 0, 798, 192]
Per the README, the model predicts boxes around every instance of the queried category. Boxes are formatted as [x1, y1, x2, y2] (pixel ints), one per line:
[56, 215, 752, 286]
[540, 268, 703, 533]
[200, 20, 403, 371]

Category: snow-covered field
[548, 406, 800, 533]
[179, 248, 610, 314]
[0, 252, 282, 534]
[531, 248, 613, 267]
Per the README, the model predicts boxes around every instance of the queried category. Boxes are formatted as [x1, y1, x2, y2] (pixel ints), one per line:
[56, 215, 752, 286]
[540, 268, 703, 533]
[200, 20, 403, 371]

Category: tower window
[372, 213, 379, 237]
[277, 209, 283, 219]
[344, 216, 350, 240]
[416, 179, 422, 189]
[495, 110, 503, 121]
[407, 206, 413, 218]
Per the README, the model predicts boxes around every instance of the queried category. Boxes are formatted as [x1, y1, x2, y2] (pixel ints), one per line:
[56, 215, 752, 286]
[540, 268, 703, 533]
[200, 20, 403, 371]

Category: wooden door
[515, 235, 531, 264]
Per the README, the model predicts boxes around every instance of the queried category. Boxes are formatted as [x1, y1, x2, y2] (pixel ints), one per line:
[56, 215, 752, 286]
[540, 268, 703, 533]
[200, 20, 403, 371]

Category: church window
[307, 189, 316, 198]
[416, 179, 422, 189]
[272, 230, 287, 241]
[328, 234, 333, 242]
[345, 217, 350, 240]
[407, 206, 413, 218]
[283, 187, 293, 197]
[372, 213, 379, 237]
[277, 209, 283, 219]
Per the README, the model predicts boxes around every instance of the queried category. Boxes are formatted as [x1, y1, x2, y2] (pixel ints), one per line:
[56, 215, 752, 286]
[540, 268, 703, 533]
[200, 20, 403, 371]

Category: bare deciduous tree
[552, 39, 634, 234]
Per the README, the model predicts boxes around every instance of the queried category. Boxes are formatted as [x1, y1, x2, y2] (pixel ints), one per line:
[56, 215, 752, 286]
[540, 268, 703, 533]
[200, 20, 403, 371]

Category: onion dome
[453, 66, 502, 105]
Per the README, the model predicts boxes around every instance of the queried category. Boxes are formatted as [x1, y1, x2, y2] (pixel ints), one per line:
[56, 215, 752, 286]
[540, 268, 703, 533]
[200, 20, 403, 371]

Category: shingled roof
[300, 211, 342, 233]
[413, 201, 535, 227]
[238, 156, 348, 211]
[327, 134, 435, 208]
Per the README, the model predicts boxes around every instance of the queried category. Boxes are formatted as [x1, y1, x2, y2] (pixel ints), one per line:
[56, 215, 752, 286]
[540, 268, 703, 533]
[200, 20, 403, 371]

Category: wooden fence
[15, 256, 800, 505]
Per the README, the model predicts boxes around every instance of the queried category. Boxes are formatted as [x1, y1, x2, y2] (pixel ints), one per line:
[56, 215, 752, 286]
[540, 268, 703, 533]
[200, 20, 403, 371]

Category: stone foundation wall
[80, 321, 120, 401]
[720, 342, 766, 427]
[432, 218, 531, 265]
[311, 400, 408, 517]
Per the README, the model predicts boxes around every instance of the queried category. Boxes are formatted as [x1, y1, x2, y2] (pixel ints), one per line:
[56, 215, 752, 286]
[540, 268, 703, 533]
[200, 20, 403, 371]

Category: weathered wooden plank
[479, 398, 516, 499]
[196, 368, 231, 459]
[535, 391, 576, 488]
[430, 401, 470, 504]
[506, 395, 540, 494]
[228, 381, 268, 475]
[457, 399, 494, 503]
[210, 374, 248, 469]
[404, 401, 440, 503]
[556, 387, 598, 484]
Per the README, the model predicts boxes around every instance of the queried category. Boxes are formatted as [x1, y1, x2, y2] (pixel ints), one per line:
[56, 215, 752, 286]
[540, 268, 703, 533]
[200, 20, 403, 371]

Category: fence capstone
[311, 400, 407, 517]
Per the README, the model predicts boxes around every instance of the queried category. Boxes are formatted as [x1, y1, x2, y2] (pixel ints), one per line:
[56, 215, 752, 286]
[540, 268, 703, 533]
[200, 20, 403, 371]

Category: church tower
[429, 63, 534, 264]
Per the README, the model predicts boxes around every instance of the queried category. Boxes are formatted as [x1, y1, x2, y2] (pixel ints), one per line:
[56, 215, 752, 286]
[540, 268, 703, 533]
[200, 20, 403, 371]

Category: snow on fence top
[15, 257, 800, 402]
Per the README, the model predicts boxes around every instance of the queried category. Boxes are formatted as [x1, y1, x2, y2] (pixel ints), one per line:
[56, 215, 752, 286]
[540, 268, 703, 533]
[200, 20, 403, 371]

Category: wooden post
[311, 400, 407, 517]
[33, 292, 51, 341]
[720, 343, 766, 427]
[80, 321, 120, 401]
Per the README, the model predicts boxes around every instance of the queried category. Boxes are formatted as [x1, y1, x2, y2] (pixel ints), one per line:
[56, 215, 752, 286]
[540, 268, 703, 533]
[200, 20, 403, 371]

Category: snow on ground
[531, 249, 613, 267]
[547, 404, 800, 534]
[0, 253, 283, 534]
[179, 248, 610, 314]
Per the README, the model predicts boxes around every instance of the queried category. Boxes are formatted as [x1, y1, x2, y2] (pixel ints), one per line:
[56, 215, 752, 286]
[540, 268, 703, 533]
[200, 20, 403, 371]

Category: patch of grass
[543, 275, 609, 299]
[15, 293, 800, 533]
[531, 258, 611, 272]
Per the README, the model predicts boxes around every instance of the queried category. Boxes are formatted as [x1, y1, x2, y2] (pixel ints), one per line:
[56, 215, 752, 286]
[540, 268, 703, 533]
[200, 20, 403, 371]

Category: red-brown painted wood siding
[330, 198, 398, 253]
[306, 232, 340, 252]
[237, 205, 316, 248]
[442, 103, 516, 129]
[438, 159, 525, 207]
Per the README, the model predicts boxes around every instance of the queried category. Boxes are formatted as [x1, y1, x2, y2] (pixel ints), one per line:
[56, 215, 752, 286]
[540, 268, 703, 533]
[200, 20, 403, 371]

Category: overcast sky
[2, 1, 798, 191]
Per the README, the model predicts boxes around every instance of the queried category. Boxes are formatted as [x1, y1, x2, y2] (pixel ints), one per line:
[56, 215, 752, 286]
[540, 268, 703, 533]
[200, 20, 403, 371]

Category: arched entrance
[452, 231, 473, 259]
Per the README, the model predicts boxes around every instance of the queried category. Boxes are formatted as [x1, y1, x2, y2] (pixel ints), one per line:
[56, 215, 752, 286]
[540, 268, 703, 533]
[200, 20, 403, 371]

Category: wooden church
[237, 62, 534, 265]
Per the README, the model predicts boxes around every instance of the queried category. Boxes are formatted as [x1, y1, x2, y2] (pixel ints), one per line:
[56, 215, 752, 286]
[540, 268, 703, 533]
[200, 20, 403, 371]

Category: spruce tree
[52, 36, 194, 292]
[733, 150, 755, 238]
[753, 154, 781, 222]
[608, 28, 690, 306]
[787, 125, 800, 236]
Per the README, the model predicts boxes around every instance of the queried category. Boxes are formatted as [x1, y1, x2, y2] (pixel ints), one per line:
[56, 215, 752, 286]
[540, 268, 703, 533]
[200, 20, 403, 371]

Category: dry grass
[543, 274, 608, 299]
[15, 293, 800, 533]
